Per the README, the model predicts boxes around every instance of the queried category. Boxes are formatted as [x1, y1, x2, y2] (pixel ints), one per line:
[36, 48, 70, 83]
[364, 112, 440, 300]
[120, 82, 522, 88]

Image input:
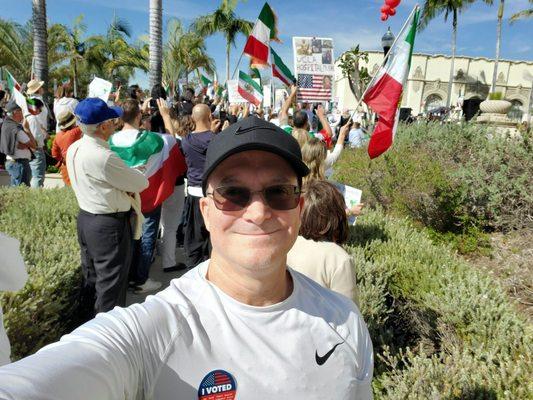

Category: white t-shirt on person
[0, 260, 374, 400]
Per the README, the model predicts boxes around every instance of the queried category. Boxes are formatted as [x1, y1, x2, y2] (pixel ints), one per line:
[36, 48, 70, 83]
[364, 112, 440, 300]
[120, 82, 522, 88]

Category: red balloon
[385, 0, 401, 7]
[381, 4, 391, 14]
[388, 8, 396, 16]
[381, 13, 389, 21]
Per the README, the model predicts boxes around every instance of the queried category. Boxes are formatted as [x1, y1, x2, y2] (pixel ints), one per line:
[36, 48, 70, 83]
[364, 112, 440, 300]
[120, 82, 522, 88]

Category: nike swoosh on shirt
[315, 342, 344, 366]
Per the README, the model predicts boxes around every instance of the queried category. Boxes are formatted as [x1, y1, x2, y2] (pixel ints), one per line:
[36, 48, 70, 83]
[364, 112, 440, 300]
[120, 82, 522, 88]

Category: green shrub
[334, 122, 533, 234]
[0, 187, 81, 359]
[347, 209, 532, 398]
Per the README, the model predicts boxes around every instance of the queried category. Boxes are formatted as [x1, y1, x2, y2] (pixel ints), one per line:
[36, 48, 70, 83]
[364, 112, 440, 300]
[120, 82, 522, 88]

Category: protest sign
[227, 78, 261, 104]
[88, 77, 113, 102]
[292, 37, 334, 101]
[333, 182, 362, 225]
[263, 85, 272, 108]
[292, 37, 335, 76]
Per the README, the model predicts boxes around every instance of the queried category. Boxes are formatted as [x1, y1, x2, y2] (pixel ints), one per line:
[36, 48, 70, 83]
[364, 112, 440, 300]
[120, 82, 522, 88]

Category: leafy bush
[0, 187, 81, 359]
[1, 189, 531, 398]
[334, 122, 533, 234]
[347, 209, 532, 398]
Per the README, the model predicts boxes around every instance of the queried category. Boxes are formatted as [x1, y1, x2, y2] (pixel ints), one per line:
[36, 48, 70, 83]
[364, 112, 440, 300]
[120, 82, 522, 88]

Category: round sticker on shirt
[198, 369, 237, 400]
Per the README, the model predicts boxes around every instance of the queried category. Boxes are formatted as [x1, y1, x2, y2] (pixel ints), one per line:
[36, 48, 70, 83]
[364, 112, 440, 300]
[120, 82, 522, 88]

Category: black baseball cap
[202, 116, 310, 195]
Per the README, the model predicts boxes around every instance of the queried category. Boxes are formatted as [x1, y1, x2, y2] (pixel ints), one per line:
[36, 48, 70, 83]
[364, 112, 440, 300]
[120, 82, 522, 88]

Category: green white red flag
[238, 70, 263, 106]
[243, 2, 280, 68]
[364, 6, 419, 159]
[201, 74, 212, 87]
[271, 47, 295, 86]
[5, 69, 36, 115]
[109, 131, 187, 213]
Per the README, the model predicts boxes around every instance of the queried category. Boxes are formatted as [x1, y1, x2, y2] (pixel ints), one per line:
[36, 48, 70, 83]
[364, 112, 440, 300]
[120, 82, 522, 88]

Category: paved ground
[126, 244, 189, 305]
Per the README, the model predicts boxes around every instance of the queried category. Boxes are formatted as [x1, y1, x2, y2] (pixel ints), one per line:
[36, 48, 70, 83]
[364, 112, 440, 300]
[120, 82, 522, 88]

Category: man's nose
[242, 193, 271, 224]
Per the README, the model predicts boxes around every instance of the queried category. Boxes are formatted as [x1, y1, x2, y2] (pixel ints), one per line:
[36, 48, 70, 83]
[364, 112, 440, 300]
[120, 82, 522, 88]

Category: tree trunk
[446, 9, 457, 109]
[149, 0, 163, 88]
[491, 0, 504, 93]
[32, 0, 48, 99]
[226, 43, 231, 82]
[73, 58, 78, 98]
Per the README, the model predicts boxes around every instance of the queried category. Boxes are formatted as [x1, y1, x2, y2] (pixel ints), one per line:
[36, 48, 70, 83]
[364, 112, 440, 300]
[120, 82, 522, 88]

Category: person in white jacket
[0, 233, 28, 366]
[53, 86, 79, 132]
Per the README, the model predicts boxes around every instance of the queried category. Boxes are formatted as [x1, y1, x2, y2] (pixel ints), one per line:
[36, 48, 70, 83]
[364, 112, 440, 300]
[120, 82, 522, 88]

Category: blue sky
[1, 0, 532, 88]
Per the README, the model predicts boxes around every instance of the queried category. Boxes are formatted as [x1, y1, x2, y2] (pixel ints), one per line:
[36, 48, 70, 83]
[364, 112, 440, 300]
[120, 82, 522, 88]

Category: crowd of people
[0, 78, 372, 398]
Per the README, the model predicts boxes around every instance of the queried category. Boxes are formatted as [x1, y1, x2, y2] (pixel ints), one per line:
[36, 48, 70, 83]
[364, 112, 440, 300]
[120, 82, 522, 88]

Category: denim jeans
[131, 206, 162, 285]
[30, 148, 46, 188]
[5, 159, 31, 186]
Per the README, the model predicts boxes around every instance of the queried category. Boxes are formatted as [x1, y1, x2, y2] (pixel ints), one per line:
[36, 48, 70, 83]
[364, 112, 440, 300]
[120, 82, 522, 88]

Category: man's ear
[199, 197, 211, 232]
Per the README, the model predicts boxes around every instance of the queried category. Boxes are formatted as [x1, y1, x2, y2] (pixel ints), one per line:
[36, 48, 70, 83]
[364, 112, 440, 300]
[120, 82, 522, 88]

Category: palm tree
[510, 0, 532, 22]
[193, 0, 253, 81]
[149, 0, 163, 88]
[420, 0, 491, 108]
[0, 20, 33, 79]
[54, 15, 88, 97]
[32, 0, 48, 97]
[83, 16, 138, 83]
[0, 19, 69, 83]
[167, 21, 215, 86]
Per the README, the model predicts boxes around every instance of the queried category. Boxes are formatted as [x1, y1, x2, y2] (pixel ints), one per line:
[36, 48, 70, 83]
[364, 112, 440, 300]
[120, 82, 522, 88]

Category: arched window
[424, 94, 444, 112]
[507, 100, 523, 121]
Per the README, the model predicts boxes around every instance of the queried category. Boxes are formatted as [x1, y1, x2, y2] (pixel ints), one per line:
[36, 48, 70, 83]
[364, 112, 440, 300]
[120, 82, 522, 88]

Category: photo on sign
[322, 49, 333, 65]
[322, 76, 332, 90]
[295, 38, 312, 55]
[311, 39, 322, 54]
[322, 39, 333, 49]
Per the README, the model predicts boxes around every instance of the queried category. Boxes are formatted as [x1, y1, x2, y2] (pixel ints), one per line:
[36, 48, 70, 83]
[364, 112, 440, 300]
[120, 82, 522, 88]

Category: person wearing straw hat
[51, 109, 82, 186]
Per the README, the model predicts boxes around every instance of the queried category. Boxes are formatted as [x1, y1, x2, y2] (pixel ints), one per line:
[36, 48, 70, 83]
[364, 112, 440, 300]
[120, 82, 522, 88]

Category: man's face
[11, 109, 23, 122]
[200, 150, 303, 272]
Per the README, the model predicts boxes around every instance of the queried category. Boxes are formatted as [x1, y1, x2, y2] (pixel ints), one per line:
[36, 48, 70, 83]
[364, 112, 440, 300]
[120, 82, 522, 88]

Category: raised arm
[315, 104, 333, 139]
[156, 98, 178, 136]
[279, 85, 297, 126]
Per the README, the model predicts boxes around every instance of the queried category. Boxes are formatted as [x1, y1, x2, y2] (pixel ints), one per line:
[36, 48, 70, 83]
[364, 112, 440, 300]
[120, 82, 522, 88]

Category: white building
[335, 51, 533, 121]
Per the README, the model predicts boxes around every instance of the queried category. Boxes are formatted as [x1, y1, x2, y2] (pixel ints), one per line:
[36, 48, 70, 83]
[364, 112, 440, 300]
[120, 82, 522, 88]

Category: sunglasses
[207, 184, 301, 211]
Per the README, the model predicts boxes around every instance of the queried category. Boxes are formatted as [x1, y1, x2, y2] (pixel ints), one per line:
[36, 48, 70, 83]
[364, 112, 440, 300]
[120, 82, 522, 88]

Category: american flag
[203, 371, 232, 386]
[297, 74, 332, 101]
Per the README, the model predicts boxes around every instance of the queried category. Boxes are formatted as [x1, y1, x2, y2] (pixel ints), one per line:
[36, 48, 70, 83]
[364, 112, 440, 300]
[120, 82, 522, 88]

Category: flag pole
[231, 51, 245, 80]
[348, 4, 419, 123]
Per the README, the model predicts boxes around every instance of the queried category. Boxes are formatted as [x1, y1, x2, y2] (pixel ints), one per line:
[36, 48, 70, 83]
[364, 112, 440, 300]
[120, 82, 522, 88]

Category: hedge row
[1, 188, 531, 398]
[0, 187, 81, 358]
[347, 209, 532, 398]
[334, 122, 533, 233]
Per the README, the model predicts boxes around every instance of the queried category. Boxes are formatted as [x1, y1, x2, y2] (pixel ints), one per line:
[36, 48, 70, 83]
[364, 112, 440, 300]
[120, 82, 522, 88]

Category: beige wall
[334, 51, 533, 120]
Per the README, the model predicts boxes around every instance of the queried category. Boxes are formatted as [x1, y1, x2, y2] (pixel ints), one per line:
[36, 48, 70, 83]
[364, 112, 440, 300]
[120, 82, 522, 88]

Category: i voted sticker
[198, 369, 237, 400]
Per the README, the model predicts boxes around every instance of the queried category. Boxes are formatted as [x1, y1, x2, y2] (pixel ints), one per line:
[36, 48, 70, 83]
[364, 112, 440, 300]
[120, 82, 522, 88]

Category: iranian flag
[238, 70, 263, 106]
[364, 6, 419, 159]
[243, 2, 280, 68]
[5, 69, 30, 114]
[271, 47, 295, 86]
[201, 74, 212, 87]
[110, 131, 187, 214]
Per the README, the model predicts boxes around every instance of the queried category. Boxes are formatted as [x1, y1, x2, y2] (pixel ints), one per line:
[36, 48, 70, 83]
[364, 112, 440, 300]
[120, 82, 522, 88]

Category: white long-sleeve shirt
[66, 135, 148, 214]
[0, 261, 373, 399]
